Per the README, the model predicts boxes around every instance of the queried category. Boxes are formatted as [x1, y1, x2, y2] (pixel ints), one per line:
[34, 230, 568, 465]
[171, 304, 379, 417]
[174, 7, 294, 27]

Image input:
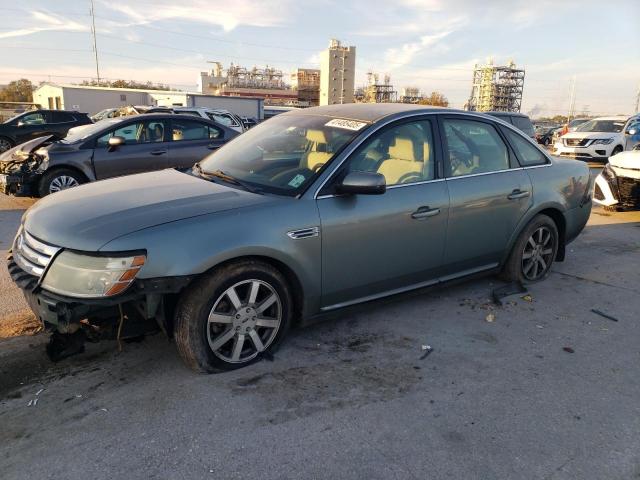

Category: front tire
[174, 260, 293, 373]
[39, 168, 85, 196]
[502, 214, 559, 284]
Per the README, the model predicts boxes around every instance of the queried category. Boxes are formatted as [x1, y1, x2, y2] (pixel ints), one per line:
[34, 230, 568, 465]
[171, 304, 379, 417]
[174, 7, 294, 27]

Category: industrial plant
[466, 60, 525, 112]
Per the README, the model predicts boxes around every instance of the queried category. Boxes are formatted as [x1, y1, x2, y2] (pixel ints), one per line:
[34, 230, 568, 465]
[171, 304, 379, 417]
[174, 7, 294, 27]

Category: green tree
[0, 79, 34, 102]
[80, 79, 173, 91]
[418, 91, 449, 107]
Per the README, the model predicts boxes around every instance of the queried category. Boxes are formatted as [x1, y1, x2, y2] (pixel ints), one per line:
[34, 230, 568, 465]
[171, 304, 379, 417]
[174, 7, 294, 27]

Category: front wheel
[39, 168, 85, 196]
[502, 214, 559, 284]
[0, 136, 14, 153]
[174, 260, 293, 373]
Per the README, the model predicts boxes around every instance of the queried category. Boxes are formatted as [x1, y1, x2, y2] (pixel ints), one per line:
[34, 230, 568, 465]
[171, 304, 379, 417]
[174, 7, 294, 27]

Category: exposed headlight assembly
[592, 138, 614, 145]
[41, 251, 146, 298]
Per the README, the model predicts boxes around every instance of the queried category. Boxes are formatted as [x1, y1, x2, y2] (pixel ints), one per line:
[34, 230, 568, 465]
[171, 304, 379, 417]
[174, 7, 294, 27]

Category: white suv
[554, 116, 627, 162]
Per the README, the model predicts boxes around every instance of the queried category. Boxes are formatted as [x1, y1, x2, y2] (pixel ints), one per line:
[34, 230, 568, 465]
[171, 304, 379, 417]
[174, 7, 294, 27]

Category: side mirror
[16, 121, 25, 127]
[107, 136, 125, 150]
[335, 171, 386, 195]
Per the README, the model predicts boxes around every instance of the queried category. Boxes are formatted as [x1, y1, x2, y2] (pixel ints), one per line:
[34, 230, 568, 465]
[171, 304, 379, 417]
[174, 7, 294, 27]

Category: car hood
[23, 169, 277, 251]
[562, 131, 622, 140]
[609, 150, 640, 170]
[0, 135, 54, 163]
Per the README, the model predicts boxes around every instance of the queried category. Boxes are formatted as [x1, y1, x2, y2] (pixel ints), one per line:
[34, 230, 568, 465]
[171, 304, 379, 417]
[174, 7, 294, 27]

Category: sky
[1, 0, 639, 117]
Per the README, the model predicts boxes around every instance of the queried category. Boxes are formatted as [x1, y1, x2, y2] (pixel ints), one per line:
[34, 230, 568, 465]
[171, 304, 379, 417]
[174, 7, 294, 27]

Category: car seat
[301, 130, 333, 171]
[377, 137, 423, 184]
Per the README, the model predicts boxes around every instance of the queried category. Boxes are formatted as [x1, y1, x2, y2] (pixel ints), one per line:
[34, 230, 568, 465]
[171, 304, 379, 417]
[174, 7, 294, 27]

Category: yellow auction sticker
[325, 119, 368, 131]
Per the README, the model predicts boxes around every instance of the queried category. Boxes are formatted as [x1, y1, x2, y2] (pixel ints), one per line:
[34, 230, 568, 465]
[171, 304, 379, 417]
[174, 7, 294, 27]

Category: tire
[38, 168, 85, 197]
[0, 136, 14, 153]
[502, 214, 559, 284]
[610, 146, 623, 157]
[174, 259, 293, 373]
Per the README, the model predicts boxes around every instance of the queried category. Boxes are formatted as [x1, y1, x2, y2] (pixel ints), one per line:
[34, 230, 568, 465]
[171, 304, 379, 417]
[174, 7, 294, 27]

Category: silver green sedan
[8, 104, 592, 372]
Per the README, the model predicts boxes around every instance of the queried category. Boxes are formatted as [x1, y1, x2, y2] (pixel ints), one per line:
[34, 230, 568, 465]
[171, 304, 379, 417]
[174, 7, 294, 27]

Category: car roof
[284, 103, 452, 123]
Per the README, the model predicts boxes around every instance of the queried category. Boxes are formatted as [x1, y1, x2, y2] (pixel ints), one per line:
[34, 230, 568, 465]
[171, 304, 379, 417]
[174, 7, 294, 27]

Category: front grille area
[618, 177, 640, 209]
[594, 183, 604, 200]
[12, 229, 61, 278]
[564, 138, 588, 147]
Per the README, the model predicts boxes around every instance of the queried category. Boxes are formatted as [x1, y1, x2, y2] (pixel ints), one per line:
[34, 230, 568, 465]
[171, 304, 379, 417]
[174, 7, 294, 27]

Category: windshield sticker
[288, 173, 306, 188]
[325, 118, 367, 131]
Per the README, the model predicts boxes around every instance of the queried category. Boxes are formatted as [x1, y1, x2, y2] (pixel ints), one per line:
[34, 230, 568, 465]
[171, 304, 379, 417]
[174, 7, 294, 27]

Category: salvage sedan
[0, 114, 238, 196]
[8, 104, 592, 372]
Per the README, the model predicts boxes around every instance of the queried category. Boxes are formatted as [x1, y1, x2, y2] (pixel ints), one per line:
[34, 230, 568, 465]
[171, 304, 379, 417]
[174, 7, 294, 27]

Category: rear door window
[51, 111, 75, 123]
[171, 119, 221, 141]
[442, 118, 510, 177]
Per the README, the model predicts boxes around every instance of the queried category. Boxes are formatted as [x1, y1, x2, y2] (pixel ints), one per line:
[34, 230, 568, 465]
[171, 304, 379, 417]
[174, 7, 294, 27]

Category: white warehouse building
[33, 83, 265, 119]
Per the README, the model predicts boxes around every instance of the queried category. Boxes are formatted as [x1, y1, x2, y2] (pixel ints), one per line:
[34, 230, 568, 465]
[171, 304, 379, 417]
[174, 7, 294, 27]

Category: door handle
[150, 149, 168, 156]
[206, 143, 219, 150]
[507, 189, 530, 200]
[411, 206, 441, 219]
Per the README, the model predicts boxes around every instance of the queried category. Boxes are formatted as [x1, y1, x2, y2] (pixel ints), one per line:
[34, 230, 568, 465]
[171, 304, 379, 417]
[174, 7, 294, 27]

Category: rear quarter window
[503, 128, 549, 166]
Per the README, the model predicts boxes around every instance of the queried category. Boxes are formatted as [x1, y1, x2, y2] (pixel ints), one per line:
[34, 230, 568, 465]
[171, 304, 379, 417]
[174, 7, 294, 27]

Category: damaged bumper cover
[593, 163, 640, 209]
[7, 251, 193, 330]
[0, 170, 41, 196]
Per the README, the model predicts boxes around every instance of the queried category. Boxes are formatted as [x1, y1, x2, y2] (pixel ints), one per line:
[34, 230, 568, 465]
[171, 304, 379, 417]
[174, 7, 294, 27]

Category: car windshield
[198, 114, 366, 196]
[59, 119, 120, 144]
[575, 119, 625, 133]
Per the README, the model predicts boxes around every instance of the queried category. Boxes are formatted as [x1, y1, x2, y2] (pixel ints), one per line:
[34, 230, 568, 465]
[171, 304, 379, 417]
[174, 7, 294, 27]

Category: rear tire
[39, 168, 85, 197]
[502, 214, 559, 284]
[174, 259, 293, 373]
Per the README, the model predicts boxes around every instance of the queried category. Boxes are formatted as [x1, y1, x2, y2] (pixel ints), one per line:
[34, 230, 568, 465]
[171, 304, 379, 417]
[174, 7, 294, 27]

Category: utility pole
[635, 82, 639, 113]
[567, 76, 576, 122]
[90, 0, 101, 83]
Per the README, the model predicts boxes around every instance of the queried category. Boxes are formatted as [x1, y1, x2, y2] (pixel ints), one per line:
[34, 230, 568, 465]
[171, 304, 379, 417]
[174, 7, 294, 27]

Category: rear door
[168, 118, 227, 169]
[91, 118, 171, 179]
[438, 115, 532, 277]
[48, 111, 79, 138]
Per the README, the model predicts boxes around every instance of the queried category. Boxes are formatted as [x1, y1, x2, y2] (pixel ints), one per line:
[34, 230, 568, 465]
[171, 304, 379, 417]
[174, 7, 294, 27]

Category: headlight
[592, 138, 613, 145]
[41, 251, 146, 298]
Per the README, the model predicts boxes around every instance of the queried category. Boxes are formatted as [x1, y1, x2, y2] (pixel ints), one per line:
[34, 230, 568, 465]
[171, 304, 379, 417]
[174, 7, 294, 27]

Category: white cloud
[98, 0, 293, 32]
[0, 11, 88, 39]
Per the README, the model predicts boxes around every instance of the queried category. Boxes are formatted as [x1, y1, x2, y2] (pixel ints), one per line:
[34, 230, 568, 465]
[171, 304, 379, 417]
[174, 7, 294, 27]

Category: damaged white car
[594, 144, 640, 210]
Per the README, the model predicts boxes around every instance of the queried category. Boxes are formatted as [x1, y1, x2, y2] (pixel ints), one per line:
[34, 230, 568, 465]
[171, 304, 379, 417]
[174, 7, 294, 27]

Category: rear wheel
[0, 137, 14, 153]
[39, 168, 85, 196]
[502, 214, 559, 284]
[174, 260, 293, 373]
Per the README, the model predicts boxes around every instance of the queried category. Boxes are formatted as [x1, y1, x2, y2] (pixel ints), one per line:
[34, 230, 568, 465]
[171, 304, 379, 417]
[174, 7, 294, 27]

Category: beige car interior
[302, 129, 333, 171]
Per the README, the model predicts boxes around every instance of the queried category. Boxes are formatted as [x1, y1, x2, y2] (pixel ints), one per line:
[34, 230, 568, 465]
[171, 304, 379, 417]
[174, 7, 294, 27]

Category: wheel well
[0, 135, 15, 145]
[204, 255, 305, 323]
[538, 208, 566, 261]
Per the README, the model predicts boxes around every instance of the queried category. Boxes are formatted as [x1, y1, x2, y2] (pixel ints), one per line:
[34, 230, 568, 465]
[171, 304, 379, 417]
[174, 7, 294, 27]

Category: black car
[0, 113, 238, 196]
[484, 112, 536, 139]
[535, 126, 560, 146]
[0, 110, 92, 153]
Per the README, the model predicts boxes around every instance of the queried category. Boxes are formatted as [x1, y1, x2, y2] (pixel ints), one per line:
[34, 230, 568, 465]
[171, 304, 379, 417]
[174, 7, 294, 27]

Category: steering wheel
[396, 172, 423, 184]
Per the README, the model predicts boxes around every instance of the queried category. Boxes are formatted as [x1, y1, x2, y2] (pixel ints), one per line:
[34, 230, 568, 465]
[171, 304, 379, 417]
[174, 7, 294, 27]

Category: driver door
[316, 118, 450, 307]
[92, 119, 170, 179]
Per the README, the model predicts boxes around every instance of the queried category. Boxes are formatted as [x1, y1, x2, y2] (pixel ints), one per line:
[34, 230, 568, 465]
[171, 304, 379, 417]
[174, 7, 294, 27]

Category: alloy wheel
[49, 175, 79, 193]
[521, 226, 555, 281]
[206, 279, 282, 363]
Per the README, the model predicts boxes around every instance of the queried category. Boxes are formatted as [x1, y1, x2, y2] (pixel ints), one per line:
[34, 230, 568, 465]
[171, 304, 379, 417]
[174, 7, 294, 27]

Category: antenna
[90, 0, 101, 83]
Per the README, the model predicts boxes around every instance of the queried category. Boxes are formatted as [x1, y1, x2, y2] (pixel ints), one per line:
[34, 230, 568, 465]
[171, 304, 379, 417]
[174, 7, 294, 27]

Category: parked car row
[6, 104, 592, 371]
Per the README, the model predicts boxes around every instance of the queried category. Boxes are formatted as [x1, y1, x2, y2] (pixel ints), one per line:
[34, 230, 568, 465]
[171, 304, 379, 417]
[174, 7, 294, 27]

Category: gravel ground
[0, 190, 639, 480]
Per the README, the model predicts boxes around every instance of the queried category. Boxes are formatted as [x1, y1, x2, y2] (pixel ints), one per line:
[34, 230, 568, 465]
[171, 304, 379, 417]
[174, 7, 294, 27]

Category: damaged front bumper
[0, 170, 41, 196]
[7, 251, 193, 333]
[593, 164, 640, 209]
